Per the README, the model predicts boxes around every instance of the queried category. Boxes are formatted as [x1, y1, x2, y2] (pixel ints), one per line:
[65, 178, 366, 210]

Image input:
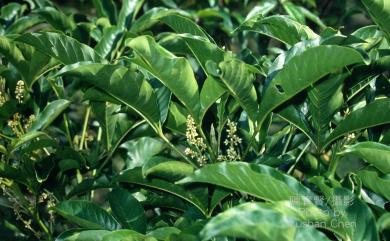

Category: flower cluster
[15, 80, 25, 103]
[184, 115, 207, 166]
[7, 113, 36, 137]
[218, 120, 242, 162]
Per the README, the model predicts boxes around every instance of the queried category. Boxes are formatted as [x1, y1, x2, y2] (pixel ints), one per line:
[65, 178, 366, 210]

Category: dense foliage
[0, 0, 389, 240]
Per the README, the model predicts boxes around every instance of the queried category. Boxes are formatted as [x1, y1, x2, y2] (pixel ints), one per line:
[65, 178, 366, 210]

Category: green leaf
[6, 16, 43, 34]
[0, 36, 55, 87]
[277, 105, 315, 144]
[11, 131, 50, 151]
[200, 76, 226, 120]
[58, 63, 161, 131]
[17, 32, 102, 64]
[56, 229, 111, 241]
[93, 0, 117, 24]
[325, 98, 390, 148]
[108, 188, 146, 233]
[142, 156, 194, 181]
[159, 14, 211, 40]
[117, 0, 144, 29]
[237, 15, 317, 45]
[201, 202, 331, 241]
[29, 99, 70, 131]
[114, 167, 207, 215]
[308, 74, 347, 148]
[94, 26, 122, 59]
[54, 200, 120, 230]
[218, 59, 258, 121]
[339, 142, 390, 174]
[362, 0, 390, 38]
[129, 8, 172, 33]
[178, 162, 327, 215]
[102, 230, 148, 241]
[121, 137, 166, 169]
[259, 45, 364, 125]
[128, 35, 200, 119]
[358, 169, 390, 200]
[34, 7, 75, 31]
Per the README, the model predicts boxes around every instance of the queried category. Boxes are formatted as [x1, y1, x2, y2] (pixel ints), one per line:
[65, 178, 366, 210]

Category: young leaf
[29, 99, 70, 131]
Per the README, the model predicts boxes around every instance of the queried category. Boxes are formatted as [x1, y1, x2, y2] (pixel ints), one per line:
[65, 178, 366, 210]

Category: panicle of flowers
[7, 113, 36, 137]
[185, 115, 207, 166]
[218, 119, 242, 162]
[15, 80, 25, 103]
[0, 76, 8, 106]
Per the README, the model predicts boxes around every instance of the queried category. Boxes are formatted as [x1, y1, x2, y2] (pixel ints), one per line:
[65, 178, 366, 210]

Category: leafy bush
[0, 0, 389, 240]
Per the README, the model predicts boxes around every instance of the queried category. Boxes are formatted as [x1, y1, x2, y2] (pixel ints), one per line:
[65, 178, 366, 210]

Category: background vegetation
[0, 0, 389, 240]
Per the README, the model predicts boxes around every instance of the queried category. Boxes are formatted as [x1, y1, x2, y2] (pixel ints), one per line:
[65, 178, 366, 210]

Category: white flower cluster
[15, 80, 25, 103]
[218, 119, 242, 162]
[184, 115, 207, 166]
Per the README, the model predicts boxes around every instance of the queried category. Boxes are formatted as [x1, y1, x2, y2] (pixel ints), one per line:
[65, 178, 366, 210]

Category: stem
[282, 127, 295, 155]
[79, 107, 91, 151]
[287, 141, 311, 174]
[63, 114, 73, 148]
[34, 195, 53, 241]
[159, 132, 197, 168]
[0, 132, 14, 140]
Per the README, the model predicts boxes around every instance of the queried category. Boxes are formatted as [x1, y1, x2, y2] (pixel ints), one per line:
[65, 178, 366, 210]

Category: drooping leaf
[58, 63, 161, 131]
[17, 32, 102, 64]
[325, 98, 390, 148]
[114, 167, 207, 215]
[259, 45, 364, 125]
[128, 35, 200, 119]
[362, 0, 390, 38]
[29, 99, 70, 131]
[54, 200, 121, 230]
[339, 142, 390, 174]
[236, 14, 317, 45]
[201, 202, 331, 241]
[218, 59, 258, 121]
[108, 188, 146, 233]
[358, 168, 390, 200]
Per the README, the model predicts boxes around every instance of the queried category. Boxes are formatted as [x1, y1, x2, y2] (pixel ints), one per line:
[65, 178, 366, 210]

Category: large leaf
[178, 162, 328, 215]
[339, 142, 390, 174]
[108, 188, 146, 233]
[0, 36, 55, 87]
[358, 168, 390, 200]
[114, 167, 207, 215]
[201, 202, 331, 241]
[325, 98, 390, 148]
[308, 74, 347, 148]
[29, 99, 70, 131]
[54, 200, 120, 230]
[58, 63, 161, 131]
[94, 26, 122, 59]
[218, 59, 258, 121]
[258, 45, 364, 125]
[17, 32, 102, 64]
[362, 0, 390, 38]
[236, 14, 318, 45]
[128, 35, 200, 119]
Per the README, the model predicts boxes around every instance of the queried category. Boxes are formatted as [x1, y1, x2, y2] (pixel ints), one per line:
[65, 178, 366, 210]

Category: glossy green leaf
[218, 59, 258, 121]
[325, 98, 390, 148]
[17, 32, 102, 64]
[117, 0, 143, 29]
[358, 169, 390, 200]
[142, 156, 194, 181]
[114, 167, 207, 215]
[362, 0, 390, 37]
[54, 200, 120, 230]
[108, 188, 146, 233]
[201, 202, 331, 241]
[94, 26, 122, 59]
[56, 229, 111, 241]
[29, 99, 70, 131]
[237, 15, 317, 45]
[128, 35, 200, 119]
[308, 74, 347, 148]
[339, 142, 390, 174]
[34, 7, 75, 31]
[259, 45, 364, 125]
[58, 63, 161, 131]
